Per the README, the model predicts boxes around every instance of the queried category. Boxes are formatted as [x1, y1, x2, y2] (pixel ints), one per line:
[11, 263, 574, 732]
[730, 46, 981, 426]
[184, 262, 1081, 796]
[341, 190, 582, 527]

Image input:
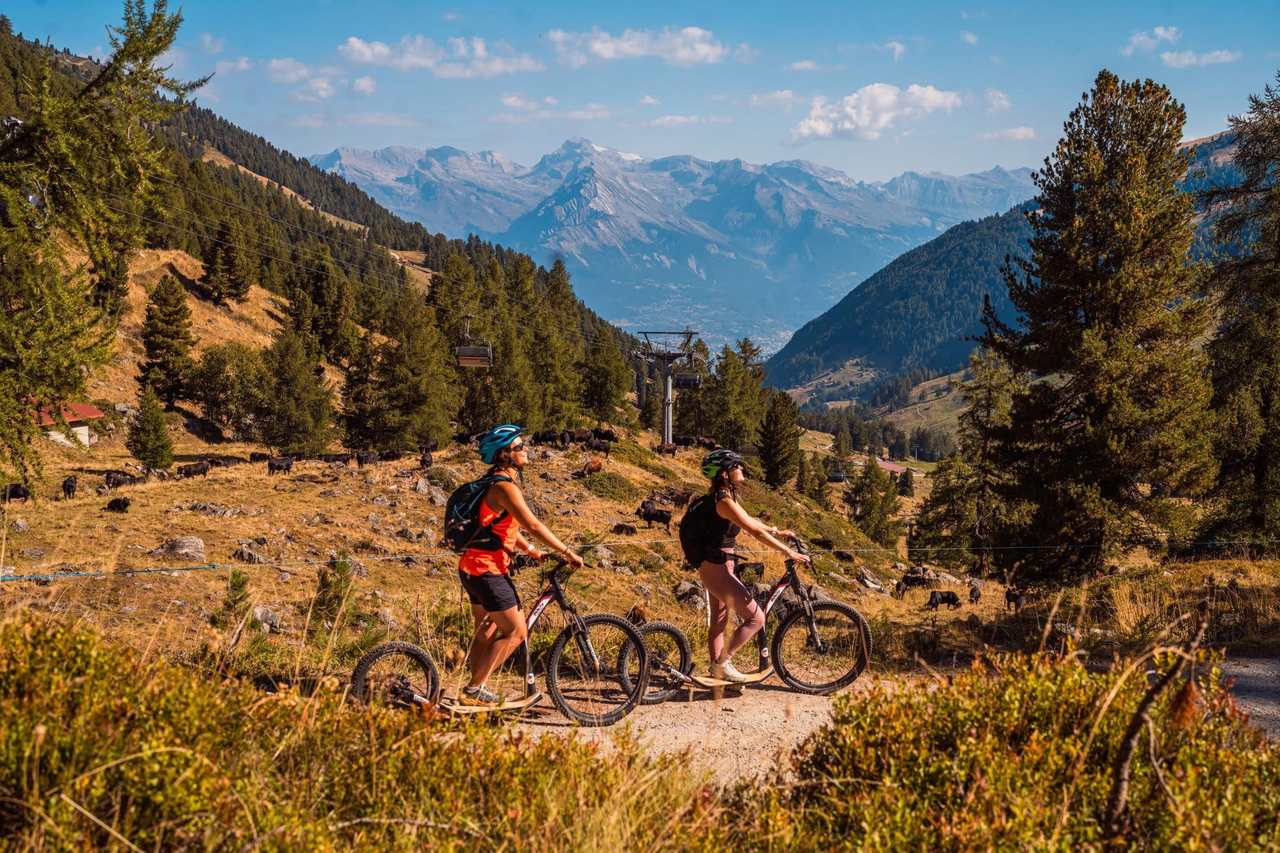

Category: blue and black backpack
[442, 474, 512, 553]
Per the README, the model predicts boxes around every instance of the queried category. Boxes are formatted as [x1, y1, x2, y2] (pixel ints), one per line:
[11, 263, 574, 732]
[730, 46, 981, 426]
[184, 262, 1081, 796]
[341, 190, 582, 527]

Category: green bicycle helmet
[701, 448, 743, 480]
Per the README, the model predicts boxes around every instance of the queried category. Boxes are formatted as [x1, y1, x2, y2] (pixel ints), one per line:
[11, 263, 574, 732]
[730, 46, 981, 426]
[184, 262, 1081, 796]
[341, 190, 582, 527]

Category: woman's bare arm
[716, 497, 809, 562]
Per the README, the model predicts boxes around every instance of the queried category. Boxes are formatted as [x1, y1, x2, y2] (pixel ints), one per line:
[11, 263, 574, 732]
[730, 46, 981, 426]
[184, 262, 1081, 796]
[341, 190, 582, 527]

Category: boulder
[10, 517, 28, 533]
[154, 536, 205, 561]
[253, 605, 284, 632]
[233, 545, 266, 565]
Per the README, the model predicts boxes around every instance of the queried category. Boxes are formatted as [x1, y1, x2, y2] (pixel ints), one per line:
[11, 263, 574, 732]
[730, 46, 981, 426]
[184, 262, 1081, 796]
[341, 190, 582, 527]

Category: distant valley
[310, 140, 1036, 350]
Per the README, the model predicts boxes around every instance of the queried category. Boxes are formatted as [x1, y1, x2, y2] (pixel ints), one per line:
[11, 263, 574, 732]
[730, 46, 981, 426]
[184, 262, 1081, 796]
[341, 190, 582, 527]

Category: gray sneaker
[460, 685, 504, 707]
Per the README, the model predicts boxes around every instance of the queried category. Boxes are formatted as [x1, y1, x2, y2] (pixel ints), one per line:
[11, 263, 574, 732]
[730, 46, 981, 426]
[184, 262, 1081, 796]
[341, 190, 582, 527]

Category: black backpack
[678, 492, 718, 568]
[442, 475, 512, 553]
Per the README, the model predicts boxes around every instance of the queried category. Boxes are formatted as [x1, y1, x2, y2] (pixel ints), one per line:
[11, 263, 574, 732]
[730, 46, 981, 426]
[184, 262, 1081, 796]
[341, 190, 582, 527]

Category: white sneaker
[717, 660, 753, 683]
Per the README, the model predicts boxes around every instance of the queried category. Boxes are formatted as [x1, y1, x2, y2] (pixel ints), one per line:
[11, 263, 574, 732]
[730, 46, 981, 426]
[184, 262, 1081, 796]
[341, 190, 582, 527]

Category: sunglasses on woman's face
[510, 442, 527, 452]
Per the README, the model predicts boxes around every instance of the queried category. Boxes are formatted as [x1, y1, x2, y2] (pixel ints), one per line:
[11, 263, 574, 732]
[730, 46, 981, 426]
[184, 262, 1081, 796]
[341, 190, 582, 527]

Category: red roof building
[35, 402, 105, 428]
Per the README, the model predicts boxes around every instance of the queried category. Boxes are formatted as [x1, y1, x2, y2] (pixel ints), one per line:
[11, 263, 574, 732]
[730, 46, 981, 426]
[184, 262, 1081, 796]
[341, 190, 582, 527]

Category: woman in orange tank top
[457, 424, 584, 707]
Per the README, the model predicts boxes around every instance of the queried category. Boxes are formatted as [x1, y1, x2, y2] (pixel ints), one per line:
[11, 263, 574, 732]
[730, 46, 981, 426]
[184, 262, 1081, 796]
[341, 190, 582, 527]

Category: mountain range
[310, 140, 1037, 350]
[764, 131, 1241, 390]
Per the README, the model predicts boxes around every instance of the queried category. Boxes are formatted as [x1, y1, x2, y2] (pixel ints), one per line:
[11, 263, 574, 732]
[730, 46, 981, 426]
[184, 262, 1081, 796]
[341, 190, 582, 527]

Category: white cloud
[501, 93, 557, 110]
[984, 88, 1011, 113]
[788, 59, 819, 71]
[566, 102, 610, 120]
[733, 43, 758, 63]
[979, 126, 1036, 141]
[200, 33, 225, 54]
[267, 57, 311, 84]
[293, 76, 337, 102]
[961, 31, 979, 45]
[1122, 25, 1180, 56]
[884, 40, 906, 61]
[214, 56, 252, 74]
[791, 82, 962, 141]
[1161, 49, 1242, 68]
[750, 89, 797, 109]
[352, 75, 377, 94]
[492, 98, 606, 123]
[547, 26, 731, 68]
[339, 34, 543, 78]
[646, 114, 731, 128]
[640, 94, 660, 106]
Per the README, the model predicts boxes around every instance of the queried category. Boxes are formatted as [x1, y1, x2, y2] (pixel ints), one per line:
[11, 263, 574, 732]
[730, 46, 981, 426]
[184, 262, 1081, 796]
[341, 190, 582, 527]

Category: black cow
[969, 584, 981, 605]
[925, 590, 962, 610]
[418, 450, 433, 469]
[378, 449, 403, 462]
[893, 574, 932, 599]
[833, 549, 855, 562]
[62, 475, 77, 500]
[669, 489, 694, 508]
[612, 522, 638, 535]
[356, 451, 378, 467]
[532, 429, 562, 446]
[177, 461, 211, 479]
[104, 471, 141, 490]
[250, 452, 270, 463]
[812, 536, 835, 551]
[319, 453, 353, 465]
[654, 443, 678, 456]
[569, 428, 593, 444]
[453, 430, 477, 445]
[673, 435, 697, 448]
[1005, 588, 1026, 612]
[585, 438, 612, 456]
[592, 427, 619, 443]
[267, 456, 294, 475]
[696, 436, 717, 450]
[3, 483, 30, 503]
[105, 496, 130, 513]
[635, 499, 673, 531]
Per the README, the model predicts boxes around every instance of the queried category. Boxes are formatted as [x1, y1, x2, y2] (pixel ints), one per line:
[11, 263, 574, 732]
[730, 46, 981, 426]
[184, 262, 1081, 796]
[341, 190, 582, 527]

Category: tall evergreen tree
[257, 328, 332, 455]
[705, 339, 767, 450]
[897, 467, 915, 497]
[758, 389, 801, 489]
[673, 339, 713, 437]
[844, 460, 903, 549]
[981, 70, 1216, 580]
[0, 1, 200, 480]
[138, 274, 194, 407]
[794, 450, 809, 494]
[912, 454, 979, 568]
[833, 422, 853, 459]
[529, 261, 581, 428]
[805, 452, 830, 509]
[370, 291, 455, 451]
[1202, 72, 1280, 548]
[189, 342, 267, 441]
[581, 330, 631, 423]
[341, 332, 378, 451]
[126, 387, 173, 470]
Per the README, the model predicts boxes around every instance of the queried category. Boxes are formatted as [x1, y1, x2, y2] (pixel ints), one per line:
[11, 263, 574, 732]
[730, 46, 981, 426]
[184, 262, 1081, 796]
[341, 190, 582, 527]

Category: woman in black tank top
[697, 450, 811, 684]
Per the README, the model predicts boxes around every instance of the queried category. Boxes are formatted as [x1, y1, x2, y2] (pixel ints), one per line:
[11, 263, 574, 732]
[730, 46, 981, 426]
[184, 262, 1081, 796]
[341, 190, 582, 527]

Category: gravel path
[1221, 657, 1280, 739]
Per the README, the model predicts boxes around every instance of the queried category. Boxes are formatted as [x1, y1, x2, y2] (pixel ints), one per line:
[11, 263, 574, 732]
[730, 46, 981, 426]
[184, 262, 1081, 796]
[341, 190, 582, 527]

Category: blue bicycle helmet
[478, 424, 524, 464]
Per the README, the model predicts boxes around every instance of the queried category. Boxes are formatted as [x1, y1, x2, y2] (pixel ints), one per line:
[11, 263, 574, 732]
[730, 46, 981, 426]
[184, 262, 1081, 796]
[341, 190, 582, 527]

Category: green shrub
[731, 653, 1280, 850]
[0, 617, 726, 849]
[425, 467, 457, 491]
[583, 471, 641, 504]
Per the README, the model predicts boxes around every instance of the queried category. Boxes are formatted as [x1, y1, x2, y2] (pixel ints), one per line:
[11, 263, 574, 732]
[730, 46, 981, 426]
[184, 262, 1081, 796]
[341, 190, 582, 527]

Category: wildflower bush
[731, 653, 1280, 850]
[0, 618, 725, 850]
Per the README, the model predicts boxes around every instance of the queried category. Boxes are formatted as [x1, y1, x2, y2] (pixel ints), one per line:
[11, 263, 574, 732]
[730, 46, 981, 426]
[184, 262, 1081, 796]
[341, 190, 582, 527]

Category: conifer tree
[341, 332, 378, 451]
[189, 343, 267, 441]
[640, 383, 661, 430]
[529, 261, 582, 428]
[370, 291, 455, 451]
[897, 467, 915, 497]
[201, 220, 251, 304]
[981, 70, 1215, 580]
[126, 387, 173, 470]
[794, 450, 809, 494]
[581, 330, 631, 423]
[912, 454, 979, 568]
[844, 460, 903, 549]
[673, 339, 713, 437]
[834, 422, 853, 459]
[138, 274, 194, 407]
[758, 389, 801, 489]
[1202, 72, 1280, 547]
[806, 453, 830, 509]
[257, 328, 332, 456]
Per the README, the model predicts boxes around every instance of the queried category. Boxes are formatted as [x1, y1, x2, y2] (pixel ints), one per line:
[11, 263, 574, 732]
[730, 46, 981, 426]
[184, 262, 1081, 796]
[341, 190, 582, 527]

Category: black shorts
[458, 570, 520, 613]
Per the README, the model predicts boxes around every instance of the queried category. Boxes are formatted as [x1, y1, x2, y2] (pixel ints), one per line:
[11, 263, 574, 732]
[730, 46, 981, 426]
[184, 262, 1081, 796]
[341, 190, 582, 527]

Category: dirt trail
[519, 674, 901, 785]
[1221, 657, 1280, 739]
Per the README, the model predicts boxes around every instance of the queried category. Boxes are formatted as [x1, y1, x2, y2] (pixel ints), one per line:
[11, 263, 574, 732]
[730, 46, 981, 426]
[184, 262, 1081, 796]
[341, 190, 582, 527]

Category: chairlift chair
[454, 315, 493, 369]
[673, 371, 702, 390]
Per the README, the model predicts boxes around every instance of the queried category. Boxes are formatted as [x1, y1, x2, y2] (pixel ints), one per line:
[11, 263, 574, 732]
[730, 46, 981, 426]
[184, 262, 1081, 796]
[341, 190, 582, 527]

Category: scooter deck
[687, 667, 774, 689]
[439, 691, 544, 714]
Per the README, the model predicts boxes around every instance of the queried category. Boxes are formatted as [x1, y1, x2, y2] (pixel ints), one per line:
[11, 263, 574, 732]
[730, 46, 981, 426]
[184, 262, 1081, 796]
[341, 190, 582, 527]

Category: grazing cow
[673, 435, 697, 448]
[669, 489, 694, 508]
[812, 536, 835, 551]
[103, 471, 141, 490]
[570, 428, 593, 444]
[378, 449, 403, 462]
[1005, 588, 1026, 612]
[612, 522, 638, 536]
[267, 456, 294, 475]
[585, 438, 612, 456]
[696, 436, 717, 450]
[532, 429, 562, 446]
[250, 452, 270, 463]
[969, 583, 981, 605]
[573, 457, 605, 479]
[3, 483, 30, 503]
[319, 453, 353, 465]
[893, 574, 932, 599]
[925, 590, 962, 610]
[453, 430, 475, 445]
[635, 499, 673, 531]
[592, 427, 619, 443]
[833, 549, 855, 562]
[105, 496, 130, 513]
[62, 475, 77, 500]
[654, 443, 678, 456]
[177, 461, 211, 479]
[418, 450, 433, 469]
[356, 451, 378, 467]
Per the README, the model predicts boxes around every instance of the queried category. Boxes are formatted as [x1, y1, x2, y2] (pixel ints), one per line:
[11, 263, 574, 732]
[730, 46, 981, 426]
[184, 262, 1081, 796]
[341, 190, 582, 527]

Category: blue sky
[11, 1, 1280, 180]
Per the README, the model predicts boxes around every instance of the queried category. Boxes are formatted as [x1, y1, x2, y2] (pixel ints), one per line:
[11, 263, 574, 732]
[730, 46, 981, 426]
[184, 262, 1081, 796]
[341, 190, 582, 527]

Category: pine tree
[201, 220, 251, 304]
[794, 451, 809, 494]
[1202, 72, 1280, 548]
[138, 274, 194, 407]
[806, 452, 830, 509]
[705, 340, 767, 450]
[127, 387, 173, 470]
[341, 332, 379, 451]
[834, 422, 853, 459]
[256, 329, 332, 456]
[912, 454, 979, 568]
[581, 330, 631, 423]
[370, 291, 456, 451]
[898, 468, 915, 497]
[189, 343, 267, 441]
[981, 70, 1216, 580]
[844, 460, 903, 549]
[640, 382, 661, 430]
[529, 261, 582, 428]
[758, 389, 801, 489]
[673, 339, 713, 437]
